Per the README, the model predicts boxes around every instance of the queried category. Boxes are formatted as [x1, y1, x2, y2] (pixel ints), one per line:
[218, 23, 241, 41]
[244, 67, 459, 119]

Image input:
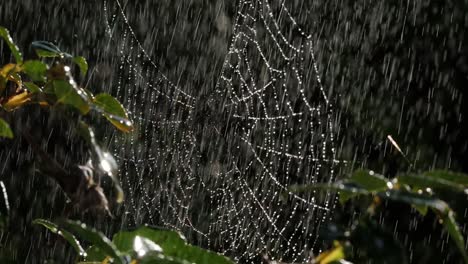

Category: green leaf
[289, 182, 369, 204]
[73, 56, 88, 76]
[377, 190, 449, 212]
[23, 82, 42, 93]
[0, 27, 23, 63]
[22, 60, 48, 83]
[112, 226, 234, 264]
[33, 219, 85, 257]
[60, 220, 124, 264]
[53, 80, 90, 114]
[398, 173, 467, 193]
[31, 41, 71, 58]
[83, 245, 107, 262]
[93, 93, 133, 132]
[133, 235, 162, 257]
[350, 170, 390, 192]
[0, 119, 13, 139]
[314, 242, 345, 264]
[423, 170, 468, 186]
[441, 211, 468, 263]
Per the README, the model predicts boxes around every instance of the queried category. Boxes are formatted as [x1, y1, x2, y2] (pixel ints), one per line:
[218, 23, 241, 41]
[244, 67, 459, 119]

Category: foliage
[291, 169, 468, 264]
[0, 26, 134, 213]
[34, 218, 235, 264]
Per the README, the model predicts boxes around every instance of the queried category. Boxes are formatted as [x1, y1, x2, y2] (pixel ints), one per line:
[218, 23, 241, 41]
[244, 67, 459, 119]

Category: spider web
[102, 0, 340, 262]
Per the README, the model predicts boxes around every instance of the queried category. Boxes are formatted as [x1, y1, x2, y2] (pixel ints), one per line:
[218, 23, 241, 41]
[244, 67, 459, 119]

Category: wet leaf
[60, 220, 124, 264]
[112, 226, 234, 264]
[441, 211, 468, 263]
[22, 60, 47, 83]
[23, 82, 42, 93]
[53, 80, 90, 114]
[3, 90, 32, 111]
[423, 170, 468, 186]
[377, 190, 449, 212]
[93, 93, 133, 132]
[0, 27, 23, 63]
[31, 41, 71, 58]
[73, 56, 88, 76]
[350, 170, 390, 192]
[0, 181, 9, 229]
[398, 174, 466, 193]
[0, 119, 13, 139]
[314, 242, 345, 264]
[33, 219, 85, 257]
[133, 236, 162, 257]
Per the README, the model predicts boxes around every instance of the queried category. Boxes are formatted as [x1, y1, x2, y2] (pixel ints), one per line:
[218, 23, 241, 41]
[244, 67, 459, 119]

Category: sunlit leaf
[23, 82, 42, 93]
[112, 226, 234, 264]
[0, 63, 21, 93]
[3, 91, 32, 111]
[0, 119, 13, 139]
[133, 236, 162, 258]
[314, 242, 345, 264]
[0, 27, 23, 63]
[93, 93, 133, 132]
[0, 63, 17, 78]
[350, 170, 390, 192]
[60, 220, 124, 264]
[31, 41, 71, 58]
[22, 60, 48, 83]
[53, 80, 90, 114]
[33, 219, 85, 257]
[73, 56, 88, 76]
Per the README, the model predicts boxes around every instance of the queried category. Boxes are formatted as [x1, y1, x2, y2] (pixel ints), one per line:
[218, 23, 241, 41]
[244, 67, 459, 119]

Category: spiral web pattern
[103, 0, 340, 262]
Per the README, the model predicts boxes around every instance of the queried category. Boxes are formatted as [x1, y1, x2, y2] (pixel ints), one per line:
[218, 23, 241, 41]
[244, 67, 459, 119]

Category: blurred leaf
[441, 211, 468, 263]
[0, 63, 18, 78]
[423, 170, 468, 186]
[290, 183, 369, 204]
[31, 41, 71, 58]
[53, 80, 90, 114]
[33, 219, 85, 257]
[78, 123, 124, 203]
[314, 242, 345, 264]
[377, 190, 449, 212]
[3, 90, 32, 111]
[0, 181, 9, 229]
[93, 93, 133, 132]
[73, 56, 88, 76]
[133, 236, 162, 258]
[350, 170, 389, 192]
[60, 220, 124, 264]
[0, 27, 23, 63]
[412, 204, 428, 216]
[0, 119, 13, 139]
[139, 254, 190, 264]
[84, 245, 107, 262]
[398, 174, 466, 193]
[23, 82, 42, 93]
[22, 60, 47, 83]
[350, 219, 407, 264]
[112, 226, 234, 264]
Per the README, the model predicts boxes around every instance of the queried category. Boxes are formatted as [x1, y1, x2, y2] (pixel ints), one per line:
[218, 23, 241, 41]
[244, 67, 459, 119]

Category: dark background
[1, 0, 468, 263]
